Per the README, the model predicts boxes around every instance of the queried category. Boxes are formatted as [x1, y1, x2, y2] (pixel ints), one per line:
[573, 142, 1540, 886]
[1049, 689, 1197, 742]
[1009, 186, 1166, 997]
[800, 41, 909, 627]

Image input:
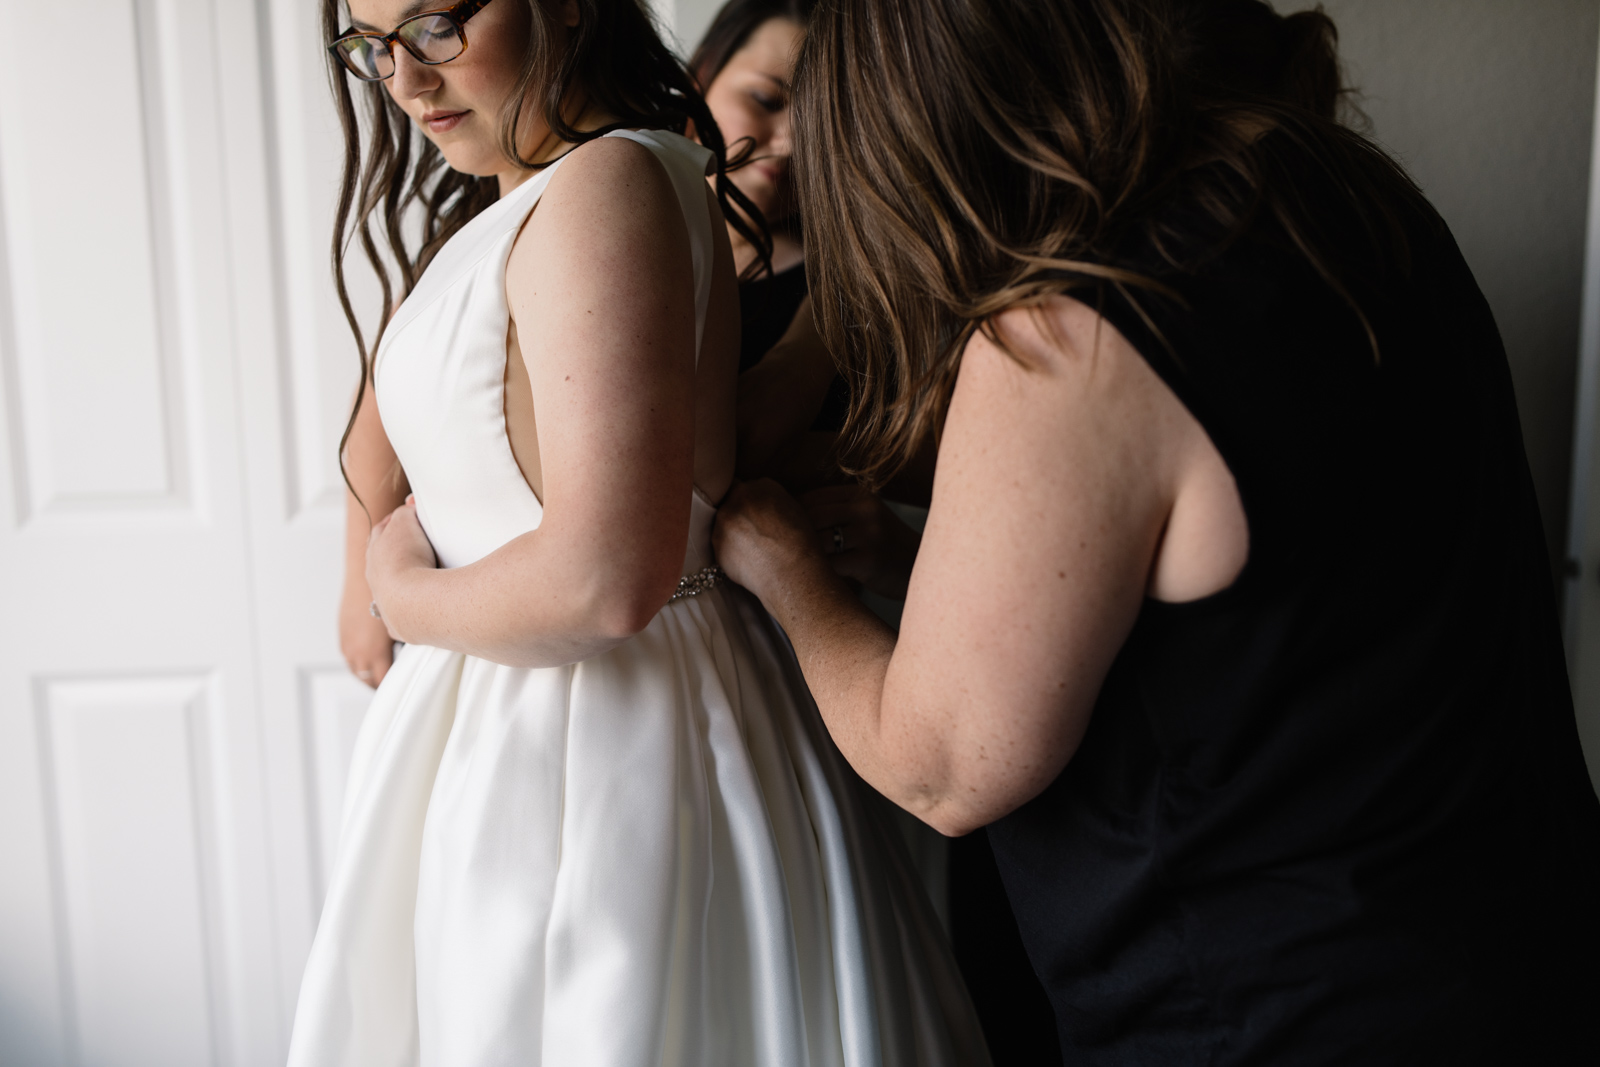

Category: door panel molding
[36, 673, 228, 1067]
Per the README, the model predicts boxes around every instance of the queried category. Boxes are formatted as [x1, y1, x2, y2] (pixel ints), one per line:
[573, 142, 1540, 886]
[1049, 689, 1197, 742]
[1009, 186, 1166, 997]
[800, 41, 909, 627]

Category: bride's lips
[421, 109, 468, 134]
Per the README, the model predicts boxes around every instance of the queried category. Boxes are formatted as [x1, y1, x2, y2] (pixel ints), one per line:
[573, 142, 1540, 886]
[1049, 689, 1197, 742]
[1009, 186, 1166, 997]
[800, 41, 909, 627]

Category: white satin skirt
[285, 584, 988, 1066]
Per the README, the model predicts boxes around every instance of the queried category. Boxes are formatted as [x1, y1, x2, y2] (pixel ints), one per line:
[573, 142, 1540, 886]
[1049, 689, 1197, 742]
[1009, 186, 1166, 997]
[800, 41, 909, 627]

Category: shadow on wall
[0, 997, 63, 1066]
[1299, 1, 1598, 588]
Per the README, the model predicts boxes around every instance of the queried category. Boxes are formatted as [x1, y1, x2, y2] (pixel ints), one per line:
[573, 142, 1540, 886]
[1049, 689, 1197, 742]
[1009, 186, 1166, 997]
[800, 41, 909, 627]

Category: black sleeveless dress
[987, 146, 1600, 1064]
[738, 261, 809, 372]
[738, 262, 849, 431]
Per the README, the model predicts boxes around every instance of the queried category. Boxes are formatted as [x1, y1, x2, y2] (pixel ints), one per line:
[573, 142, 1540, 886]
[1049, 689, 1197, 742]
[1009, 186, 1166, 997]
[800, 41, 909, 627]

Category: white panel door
[0, 0, 373, 1063]
[212, 0, 379, 1033]
[0, 0, 285, 1063]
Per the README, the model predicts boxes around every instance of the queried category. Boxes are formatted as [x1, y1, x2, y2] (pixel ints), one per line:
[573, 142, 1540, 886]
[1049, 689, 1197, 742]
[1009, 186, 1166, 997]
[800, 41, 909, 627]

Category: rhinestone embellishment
[668, 566, 722, 602]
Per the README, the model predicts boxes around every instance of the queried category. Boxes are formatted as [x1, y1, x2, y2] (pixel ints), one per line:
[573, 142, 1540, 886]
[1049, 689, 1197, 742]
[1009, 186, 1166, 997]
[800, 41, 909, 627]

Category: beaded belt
[667, 566, 722, 603]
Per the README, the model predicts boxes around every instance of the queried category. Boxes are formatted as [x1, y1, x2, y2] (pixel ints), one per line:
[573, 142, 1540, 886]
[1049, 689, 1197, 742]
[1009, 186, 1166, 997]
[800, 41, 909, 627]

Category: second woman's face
[704, 17, 805, 226]
[345, 0, 550, 182]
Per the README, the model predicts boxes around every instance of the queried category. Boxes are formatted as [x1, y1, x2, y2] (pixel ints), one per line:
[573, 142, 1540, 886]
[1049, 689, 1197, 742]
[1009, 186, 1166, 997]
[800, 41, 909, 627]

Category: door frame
[1560, 16, 1600, 796]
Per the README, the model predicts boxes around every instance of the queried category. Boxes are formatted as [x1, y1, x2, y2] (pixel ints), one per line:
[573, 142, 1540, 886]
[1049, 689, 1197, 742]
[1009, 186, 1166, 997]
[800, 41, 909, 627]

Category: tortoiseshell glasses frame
[328, 0, 495, 82]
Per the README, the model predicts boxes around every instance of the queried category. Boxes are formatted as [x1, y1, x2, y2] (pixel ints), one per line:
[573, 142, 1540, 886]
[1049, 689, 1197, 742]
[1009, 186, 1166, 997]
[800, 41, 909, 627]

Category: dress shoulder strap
[601, 130, 718, 366]
[381, 130, 716, 369]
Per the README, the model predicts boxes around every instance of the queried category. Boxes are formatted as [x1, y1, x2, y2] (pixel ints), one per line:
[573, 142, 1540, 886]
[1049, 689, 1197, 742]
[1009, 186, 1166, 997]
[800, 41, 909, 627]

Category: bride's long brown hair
[794, 0, 1432, 488]
[326, 0, 767, 493]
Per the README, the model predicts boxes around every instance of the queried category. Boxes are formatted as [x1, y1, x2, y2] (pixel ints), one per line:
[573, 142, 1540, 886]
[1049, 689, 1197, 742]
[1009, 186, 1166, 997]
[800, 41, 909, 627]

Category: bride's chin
[432, 142, 502, 179]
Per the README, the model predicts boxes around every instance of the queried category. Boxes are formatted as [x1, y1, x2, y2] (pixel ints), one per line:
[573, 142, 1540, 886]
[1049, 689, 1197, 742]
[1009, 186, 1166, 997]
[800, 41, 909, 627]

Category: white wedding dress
[285, 129, 988, 1067]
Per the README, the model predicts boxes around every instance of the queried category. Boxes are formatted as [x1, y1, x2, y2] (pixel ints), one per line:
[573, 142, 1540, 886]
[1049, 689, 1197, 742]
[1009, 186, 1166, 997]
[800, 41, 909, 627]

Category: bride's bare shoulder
[506, 135, 687, 295]
[536, 135, 678, 225]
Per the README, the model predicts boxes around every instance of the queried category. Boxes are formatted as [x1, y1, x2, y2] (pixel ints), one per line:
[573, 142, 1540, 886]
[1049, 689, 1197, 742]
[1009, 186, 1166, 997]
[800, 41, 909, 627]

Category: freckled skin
[714, 299, 1247, 834]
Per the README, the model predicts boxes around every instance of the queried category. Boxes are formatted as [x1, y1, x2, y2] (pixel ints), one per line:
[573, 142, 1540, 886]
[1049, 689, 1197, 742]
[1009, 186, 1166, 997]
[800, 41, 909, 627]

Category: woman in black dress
[688, 0, 851, 467]
[697, 7, 1065, 1062]
[715, 0, 1600, 1062]
[698, 0, 937, 625]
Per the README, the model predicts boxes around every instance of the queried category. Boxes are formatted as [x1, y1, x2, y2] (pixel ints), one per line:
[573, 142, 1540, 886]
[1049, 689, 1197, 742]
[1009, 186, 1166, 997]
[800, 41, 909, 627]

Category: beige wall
[1310, 0, 1600, 584]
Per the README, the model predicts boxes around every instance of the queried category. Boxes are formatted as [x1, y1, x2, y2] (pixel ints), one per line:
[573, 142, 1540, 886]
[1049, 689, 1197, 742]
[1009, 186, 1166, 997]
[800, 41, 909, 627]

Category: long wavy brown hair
[793, 0, 1431, 488]
[326, 0, 767, 494]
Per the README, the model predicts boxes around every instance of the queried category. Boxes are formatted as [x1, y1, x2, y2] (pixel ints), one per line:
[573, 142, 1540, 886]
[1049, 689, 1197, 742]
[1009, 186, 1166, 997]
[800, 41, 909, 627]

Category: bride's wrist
[370, 565, 434, 646]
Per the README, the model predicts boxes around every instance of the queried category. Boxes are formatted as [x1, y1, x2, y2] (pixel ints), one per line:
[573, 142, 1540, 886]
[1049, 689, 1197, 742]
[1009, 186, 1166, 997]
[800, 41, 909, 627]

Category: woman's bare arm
[715, 297, 1246, 834]
[365, 138, 700, 668]
[339, 376, 408, 687]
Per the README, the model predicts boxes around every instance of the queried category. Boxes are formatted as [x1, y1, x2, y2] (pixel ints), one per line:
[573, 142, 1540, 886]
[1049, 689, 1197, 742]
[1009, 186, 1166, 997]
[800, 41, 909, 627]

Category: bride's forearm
[381, 525, 681, 669]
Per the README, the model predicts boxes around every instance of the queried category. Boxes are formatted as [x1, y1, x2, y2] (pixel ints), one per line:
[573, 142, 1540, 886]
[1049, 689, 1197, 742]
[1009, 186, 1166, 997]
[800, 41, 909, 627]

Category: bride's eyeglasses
[328, 0, 494, 82]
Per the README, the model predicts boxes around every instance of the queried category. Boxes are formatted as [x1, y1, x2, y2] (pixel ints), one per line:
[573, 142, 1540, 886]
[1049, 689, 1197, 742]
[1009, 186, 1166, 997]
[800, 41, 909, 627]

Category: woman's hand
[714, 479, 839, 610]
[339, 589, 395, 689]
[365, 496, 439, 645]
[799, 485, 921, 600]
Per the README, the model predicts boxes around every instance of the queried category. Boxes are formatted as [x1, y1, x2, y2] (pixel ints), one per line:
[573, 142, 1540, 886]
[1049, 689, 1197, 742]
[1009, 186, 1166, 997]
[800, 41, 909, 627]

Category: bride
[288, 0, 987, 1064]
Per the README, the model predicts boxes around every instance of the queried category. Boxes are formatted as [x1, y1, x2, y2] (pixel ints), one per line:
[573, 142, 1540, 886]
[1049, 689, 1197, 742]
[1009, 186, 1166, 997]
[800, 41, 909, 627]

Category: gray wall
[1308, 0, 1600, 583]
[666, 0, 723, 57]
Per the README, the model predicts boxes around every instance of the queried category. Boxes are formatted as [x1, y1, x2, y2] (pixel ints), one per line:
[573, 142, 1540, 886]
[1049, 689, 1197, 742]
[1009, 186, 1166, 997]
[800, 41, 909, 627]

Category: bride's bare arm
[714, 297, 1247, 835]
[339, 376, 408, 687]
[365, 138, 699, 668]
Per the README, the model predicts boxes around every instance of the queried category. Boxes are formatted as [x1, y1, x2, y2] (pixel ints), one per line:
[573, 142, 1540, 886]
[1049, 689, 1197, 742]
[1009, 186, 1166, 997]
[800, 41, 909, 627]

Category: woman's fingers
[800, 483, 871, 507]
[793, 486, 921, 598]
[803, 500, 869, 530]
[799, 485, 878, 528]
[713, 479, 822, 599]
[799, 485, 884, 557]
[365, 500, 440, 630]
[722, 479, 815, 540]
[346, 655, 391, 689]
[825, 548, 878, 585]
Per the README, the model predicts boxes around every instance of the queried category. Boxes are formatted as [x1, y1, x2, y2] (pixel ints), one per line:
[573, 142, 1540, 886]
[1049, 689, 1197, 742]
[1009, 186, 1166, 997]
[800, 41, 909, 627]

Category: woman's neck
[731, 225, 805, 277]
[496, 97, 621, 198]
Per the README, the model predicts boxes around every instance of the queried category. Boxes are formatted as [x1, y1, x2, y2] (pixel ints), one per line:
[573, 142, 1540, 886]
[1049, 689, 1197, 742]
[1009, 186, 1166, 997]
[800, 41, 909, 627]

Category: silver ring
[830, 526, 846, 554]
[369, 600, 381, 619]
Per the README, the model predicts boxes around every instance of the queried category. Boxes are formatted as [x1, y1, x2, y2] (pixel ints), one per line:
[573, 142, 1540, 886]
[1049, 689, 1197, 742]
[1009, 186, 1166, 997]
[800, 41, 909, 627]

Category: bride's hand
[339, 588, 395, 688]
[366, 496, 438, 642]
[714, 479, 836, 608]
